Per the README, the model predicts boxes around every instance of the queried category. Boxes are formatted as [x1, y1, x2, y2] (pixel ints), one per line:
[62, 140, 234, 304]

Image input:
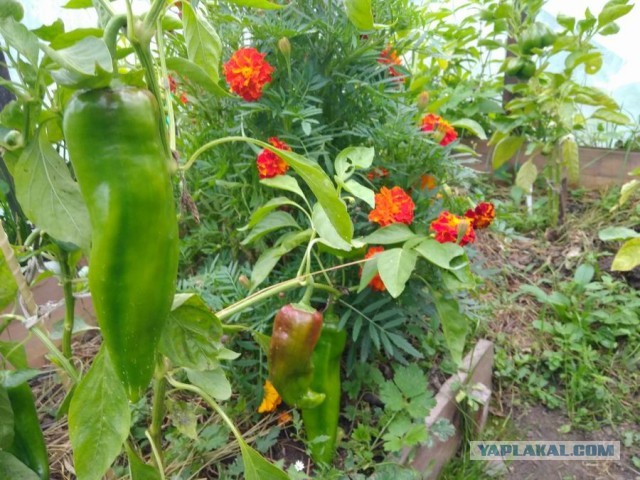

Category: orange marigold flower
[277, 411, 293, 426]
[378, 46, 402, 77]
[257, 137, 291, 179]
[420, 174, 437, 191]
[465, 202, 495, 229]
[223, 47, 275, 102]
[430, 211, 476, 246]
[368, 186, 415, 227]
[179, 92, 188, 105]
[258, 380, 282, 413]
[367, 167, 389, 181]
[420, 113, 458, 147]
[360, 246, 386, 292]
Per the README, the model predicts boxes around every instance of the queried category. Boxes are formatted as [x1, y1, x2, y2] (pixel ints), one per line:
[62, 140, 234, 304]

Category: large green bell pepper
[63, 87, 179, 402]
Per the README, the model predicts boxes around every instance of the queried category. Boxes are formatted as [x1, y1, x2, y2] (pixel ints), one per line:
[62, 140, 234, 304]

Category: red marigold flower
[256, 137, 291, 179]
[420, 113, 458, 147]
[420, 174, 437, 191]
[378, 46, 402, 77]
[367, 167, 389, 181]
[465, 202, 495, 229]
[223, 47, 275, 102]
[430, 211, 476, 246]
[168, 75, 177, 94]
[179, 92, 188, 105]
[360, 246, 386, 292]
[368, 186, 415, 227]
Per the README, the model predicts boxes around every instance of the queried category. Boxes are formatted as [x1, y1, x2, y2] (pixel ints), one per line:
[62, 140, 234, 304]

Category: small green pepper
[519, 22, 557, 55]
[301, 314, 347, 464]
[6, 383, 49, 480]
[268, 304, 325, 409]
[63, 87, 179, 402]
[503, 57, 536, 79]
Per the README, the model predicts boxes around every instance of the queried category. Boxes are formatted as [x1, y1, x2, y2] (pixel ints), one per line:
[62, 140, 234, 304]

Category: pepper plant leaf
[611, 238, 640, 271]
[0, 386, 13, 450]
[240, 441, 288, 480]
[182, 1, 221, 82]
[125, 442, 162, 480]
[377, 247, 417, 298]
[0, 251, 17, 311]
[432, 292, 467, 366]
[69, 347, 131, 480]
[344, 0, 374, 30]
[0, 451, 40, 480]
[14, 129, 91, 253]
[222, 0, 283, 9]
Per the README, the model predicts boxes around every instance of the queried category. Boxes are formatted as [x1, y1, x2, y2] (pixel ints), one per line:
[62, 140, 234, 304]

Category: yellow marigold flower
[258, 379, 282, 413]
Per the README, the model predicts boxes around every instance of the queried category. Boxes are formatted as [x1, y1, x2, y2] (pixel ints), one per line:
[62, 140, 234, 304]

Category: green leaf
[616, 179, 640, 208]
[573, 264, 595, 285]
[612, 238, 640, 271]
[590, 108, 631, 125]
[223, 0, 284, 9]
[357, 252, 380, 293]
[125, 443, 162, 480]
[0, 341, 27, 369]
[492, 136, 525, 169]
[14, 130, 91, 252]
[557, 14, 576, 31]
[0, 17, 39, 66]
[413, 239, 466, 270]
[165, 57, 229, 97]
[241, 211, 300, 246]
[562, 135, 580, 185]
[69, 347, 131, 480]
[363, 224, 417, 245]
[334, 146, 375, 178]
[0, 369, 39, 388]
[341, 179, 375, 207]
[515, 158, 538, 192]
[0, 0, 23, 21]
[312, 203, 352, 251]
[240, 441, 289, 480]
[598, 226, 640, 241]
[31, 18, 65, 41]
[260, 146, 352, 243]
[598, 3, 633, 27]
[432, 292, 467, 366]
[43, 36, 113, 82]
[0, 386, 13, 450]
[239, 197, 303, 231]
[0, 451, 40, 480]
[250, 230, 310, 289]
[344, 0, 374, 30]
[167, 399, 199, 440]
[377, 248, 417, 298]
[63, 0, 92, 7]
[186, 368, 232, 401]
[182, 2, 221, 82]
[259, 175, 306, 200]
[0, 250, 17, 310]
[49, 28, 103, 50]
[160, 294, 229, 370]
[451, 119, 487, 140]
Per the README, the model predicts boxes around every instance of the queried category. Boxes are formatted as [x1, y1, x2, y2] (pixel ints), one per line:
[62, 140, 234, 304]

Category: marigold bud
[278, 37, 291, 57]
[417, 91, 430, 110]
[239, 274, 250, 288]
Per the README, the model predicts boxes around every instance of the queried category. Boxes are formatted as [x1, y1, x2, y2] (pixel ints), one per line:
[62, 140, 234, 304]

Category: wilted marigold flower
[360, 246, 386, 292]
[257, 137, 291, 179]
[420, 113, 458, 147]
[277, 411, 293, 426]
[258, 380, 282, 413]
[378, 46, 402, 77]
[369, 186, 415, 227]
[430, 211, 476, 246]
[465, 202, 495, 229]
[420, 174, 437, 191]
[223, 47, 275, 102]
[367, 166, 389, 181]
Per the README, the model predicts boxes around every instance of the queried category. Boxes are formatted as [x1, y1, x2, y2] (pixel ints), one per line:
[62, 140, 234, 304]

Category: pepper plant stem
[0, 220, 79, 382]
[58, 250, 76, 359]
[148, 358, 168, 467]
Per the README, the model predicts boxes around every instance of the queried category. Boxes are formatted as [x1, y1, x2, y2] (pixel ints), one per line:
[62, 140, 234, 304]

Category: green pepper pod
[519, 22, 557, 55]
[6, 383, 49, 480]
[301, 317, 347, 464]
[63, 87, 179, 402]
[268, 304, 325, 409]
